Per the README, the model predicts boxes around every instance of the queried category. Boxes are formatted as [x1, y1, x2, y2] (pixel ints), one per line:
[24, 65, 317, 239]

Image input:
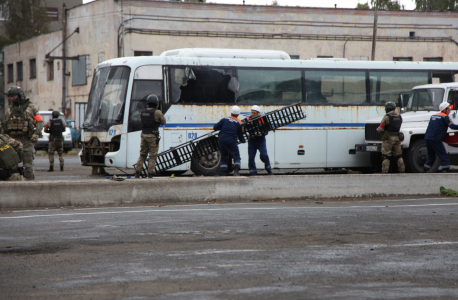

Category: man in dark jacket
[422, 102, 458, 173]
[245, 105, 272, 176]
[214, 106, 246, 176]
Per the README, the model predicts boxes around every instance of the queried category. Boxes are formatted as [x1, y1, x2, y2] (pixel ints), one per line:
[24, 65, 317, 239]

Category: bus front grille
[365, 123, 381, 141]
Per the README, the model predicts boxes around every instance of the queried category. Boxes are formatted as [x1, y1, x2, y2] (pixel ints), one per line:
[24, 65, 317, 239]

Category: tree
[271, 0, 279, 5]
[370, 0, 402, 10]
[414, 0, 457, 11]
[0, 0, 50, 43]
[356, 2, 370, 9]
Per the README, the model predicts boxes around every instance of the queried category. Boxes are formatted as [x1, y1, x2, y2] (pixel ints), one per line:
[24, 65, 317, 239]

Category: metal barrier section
[242, 103, 306, 140]
[136, 103, 306, 177]
[154, 133, 220, 174]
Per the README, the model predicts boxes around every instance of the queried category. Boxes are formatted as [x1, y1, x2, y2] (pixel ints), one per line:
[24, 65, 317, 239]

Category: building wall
[3, 0, 458, 120]
[4, 31, 63, 113]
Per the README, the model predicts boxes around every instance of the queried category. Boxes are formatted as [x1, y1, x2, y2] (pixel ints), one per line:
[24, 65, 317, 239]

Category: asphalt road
[1, 198, 457, 299]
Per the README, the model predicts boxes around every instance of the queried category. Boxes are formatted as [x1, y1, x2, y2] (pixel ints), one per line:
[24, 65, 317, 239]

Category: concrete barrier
[1, 174, 457, 208]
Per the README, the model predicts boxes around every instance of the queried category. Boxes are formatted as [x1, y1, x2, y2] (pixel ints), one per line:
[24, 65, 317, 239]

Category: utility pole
[371, 0, 379, 61]
[62, 3, 67, 115]
[121, 0, 125, 57]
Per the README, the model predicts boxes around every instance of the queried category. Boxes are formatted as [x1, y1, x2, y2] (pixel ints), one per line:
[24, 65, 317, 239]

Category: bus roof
[159, 48, 291, 60]
[98, 54, 458, 72]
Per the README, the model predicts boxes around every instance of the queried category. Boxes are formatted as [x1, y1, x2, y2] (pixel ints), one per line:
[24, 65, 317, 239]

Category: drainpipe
[371, 0, 379, 61]
[343, 39, 350, 58]
[62, 3, 67, 114]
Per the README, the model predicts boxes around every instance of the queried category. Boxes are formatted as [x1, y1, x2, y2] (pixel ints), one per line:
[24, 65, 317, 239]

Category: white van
[34, 111, 73, 152]
[354, 82, 458, 172]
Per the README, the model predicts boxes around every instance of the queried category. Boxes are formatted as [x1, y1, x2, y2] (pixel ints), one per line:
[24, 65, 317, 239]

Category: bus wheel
[405, 139, 440, 173]
[191, 149, 221, 176]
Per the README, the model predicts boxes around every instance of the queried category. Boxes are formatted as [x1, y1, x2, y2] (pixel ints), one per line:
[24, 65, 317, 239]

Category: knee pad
[382, 154, 391, 161]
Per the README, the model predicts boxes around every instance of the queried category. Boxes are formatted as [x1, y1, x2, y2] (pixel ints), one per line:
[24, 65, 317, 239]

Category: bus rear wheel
[404, 139, 440, 173]
[191, 149, 221, 176]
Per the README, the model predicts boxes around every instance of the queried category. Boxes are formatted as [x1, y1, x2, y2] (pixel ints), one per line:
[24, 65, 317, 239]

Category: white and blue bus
[80, 48, 458, 175]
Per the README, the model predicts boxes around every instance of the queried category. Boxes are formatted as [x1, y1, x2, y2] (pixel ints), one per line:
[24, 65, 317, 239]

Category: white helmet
[231, 106, 240, 115]
[439, 102, 451, 112]
[251, 105, 261, 113]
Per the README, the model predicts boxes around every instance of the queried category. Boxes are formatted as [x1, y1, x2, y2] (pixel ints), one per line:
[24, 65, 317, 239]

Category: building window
[72, 55, 87, 86]
[424, 57, 443, 62]
[317, 56, 333, 58]
[16, 61, 23, 81]
[29, 58, 36, 79]
[98, 52, 105, 63]
[289, 55, 300, 60]
[0, 53, 3, 76]
[47, 61, 54, 81]
[393, 57, 413, 61]
[7, 63, 13, 83]
[134, 51, 152, 56]
[409, 31, 416, 39]
[46, 7, 58, 21]
[86, 55, 92, 77]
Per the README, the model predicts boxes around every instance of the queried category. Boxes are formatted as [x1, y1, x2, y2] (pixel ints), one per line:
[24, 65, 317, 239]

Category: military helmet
[52, 110, 61, 118]
[6, 86, 26, 99]
[146, 94, 159, 107]
[385, 102, 396, 110]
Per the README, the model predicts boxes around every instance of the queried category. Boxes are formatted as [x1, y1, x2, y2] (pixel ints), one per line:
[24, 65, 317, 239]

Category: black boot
[60, 165, 64, 172]
[147, 173, 153, 178]
[233, 168, 240, 176]
[47, 166, 54, 172]
[220, 171, 227, 176]
[135, 172, 140, 178]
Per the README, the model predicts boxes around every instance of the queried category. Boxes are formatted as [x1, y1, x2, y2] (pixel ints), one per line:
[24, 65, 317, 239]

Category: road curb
[1, 174, 457, 208]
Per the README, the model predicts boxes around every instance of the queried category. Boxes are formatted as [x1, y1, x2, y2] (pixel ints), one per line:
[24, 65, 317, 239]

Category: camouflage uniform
[135, 108, 166, 175]
[3, 91, 44, 181]
[44, 117, 66, 170]
[0, 133, 23, 181]
[377, 110, 405, 173]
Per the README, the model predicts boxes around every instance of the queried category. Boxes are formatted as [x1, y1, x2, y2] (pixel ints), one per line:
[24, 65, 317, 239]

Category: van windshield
[407, 88, 445, 111]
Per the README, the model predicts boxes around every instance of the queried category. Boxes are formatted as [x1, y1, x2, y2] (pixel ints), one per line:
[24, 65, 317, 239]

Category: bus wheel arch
[404, 137, 440, 173]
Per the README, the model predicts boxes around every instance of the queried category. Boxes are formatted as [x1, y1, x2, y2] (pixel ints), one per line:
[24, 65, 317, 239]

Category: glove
[30, 133, 39, 143]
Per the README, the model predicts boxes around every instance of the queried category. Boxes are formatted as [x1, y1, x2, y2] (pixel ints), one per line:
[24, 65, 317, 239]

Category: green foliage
[272, 0, 279, 5]
[356, 2, 371, 9]
[440, 186, 458, 197]
[0, 0, 50, 42]
[370, 0, 402, 10]
[414, 0, 457, 11]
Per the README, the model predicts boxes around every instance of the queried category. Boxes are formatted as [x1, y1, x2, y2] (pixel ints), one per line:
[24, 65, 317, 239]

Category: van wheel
[405, 139, 440, 173]
[191, 149, 221, 176]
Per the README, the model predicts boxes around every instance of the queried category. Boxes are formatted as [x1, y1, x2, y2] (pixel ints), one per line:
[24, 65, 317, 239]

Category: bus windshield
[83, 64, 110, 129]
[407, 88, 445, 111]
[98, 66, 130, 128]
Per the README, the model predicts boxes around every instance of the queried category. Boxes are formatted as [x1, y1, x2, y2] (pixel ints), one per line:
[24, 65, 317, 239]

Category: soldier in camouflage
[134, 95, 166, 178]
[3, 86, 43, 180]
[377, 101, 405, 173]
[44, 110, 66, 172]
[0, 121, 24, 181]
